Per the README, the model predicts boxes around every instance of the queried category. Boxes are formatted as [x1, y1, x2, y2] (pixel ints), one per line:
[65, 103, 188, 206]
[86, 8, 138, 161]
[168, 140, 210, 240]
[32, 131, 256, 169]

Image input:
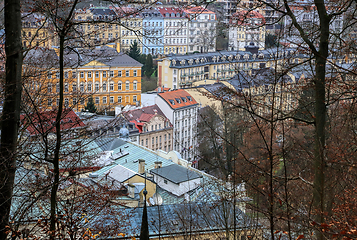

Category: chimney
[127, 184, 135, 198]
[154, 161, 162, 169]
[245, 42, 259, 54]
[138, 159, 145, 174]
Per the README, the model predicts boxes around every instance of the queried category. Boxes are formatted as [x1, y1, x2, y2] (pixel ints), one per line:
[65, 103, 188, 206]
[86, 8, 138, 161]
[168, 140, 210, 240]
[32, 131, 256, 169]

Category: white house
[155, 89, 199, 162]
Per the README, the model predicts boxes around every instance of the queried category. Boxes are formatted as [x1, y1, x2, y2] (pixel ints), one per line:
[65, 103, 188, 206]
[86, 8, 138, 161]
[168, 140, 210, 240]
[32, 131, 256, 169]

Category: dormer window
[186, 96, 192, 101]
[175, 98, 181, 104]
[169, 99, 175, 105]
[181, 97, 187, 102]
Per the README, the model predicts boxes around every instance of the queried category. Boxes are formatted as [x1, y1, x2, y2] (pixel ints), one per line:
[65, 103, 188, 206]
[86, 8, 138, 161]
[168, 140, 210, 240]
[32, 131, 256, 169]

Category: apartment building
[184, 6, 217, 53]
[74, 7, 120, 51]
[228, 10, 266, 51]
[24, 46, 142, 112]
[155, 89, 198, 161]
[122, 105, 173, 152]
[157, 48, 303, 89]
[116, 7, 143, 53]
[141, 8, 165, 55]
[157, 7, 189, 55]
[22, 12, 55, 49]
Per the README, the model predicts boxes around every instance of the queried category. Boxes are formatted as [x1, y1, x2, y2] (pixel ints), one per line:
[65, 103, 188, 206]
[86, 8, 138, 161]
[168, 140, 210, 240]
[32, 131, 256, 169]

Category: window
[64, 98, 69, 107]
[47, 83, 52, 93]
[118, 96, 122, 103]
[110, 71, 114, 77]
[80, 98, 85, 105]
[95, 83, 99, 91]
[72, 83, 77, 92]
[64, 83, 68, 92]
[110, 96, 114, 103]
[73, 98, 77, 105]
[125, 81, 130, 90]
[80, 83, 84, 92]
[103, 71, 107, 78]
[133, 95, 137, 102]
[80, 72, 84, 78]
[103, 97, 107, 104]
[64, 72, 68, 79]
[152, 137, 154, 145]
[102, 82, 107, 91]
[133, 81, 137, 90]
[87, 83, 92, 92]
[118, 70, 122, 77]
[56, 72, 60, 79]
[118, 81, 122, 90]
[56, 83, 60, 93]
[48, 71, 52, 79]
[95, 97, 99, 104]
[47, 99, 52, 106]
[133, 70, 137, 76]
[126, 70, 129, 77]
[109, 82, 114, 91]
[95, 71, 99, 78]
[88, 71, 92, 78]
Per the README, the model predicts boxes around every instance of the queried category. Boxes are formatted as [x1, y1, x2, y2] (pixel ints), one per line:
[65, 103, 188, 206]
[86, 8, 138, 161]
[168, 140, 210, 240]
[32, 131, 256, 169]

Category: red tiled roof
[230, 10, 265, 26]
[158, 89, 198, 110]
[184, 6, 215, 15]
[20, 108, 85, 136]
[157, 7, 185, 17]
[138, 113, 154, 122]
[123, 105, 171, 133]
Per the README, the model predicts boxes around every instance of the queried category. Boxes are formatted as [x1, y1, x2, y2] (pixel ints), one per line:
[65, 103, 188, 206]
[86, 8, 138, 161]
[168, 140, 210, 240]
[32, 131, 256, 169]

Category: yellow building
[74, 7, 121, 52]
[24, 46, 142, 112]
[22, 12, 55, 49]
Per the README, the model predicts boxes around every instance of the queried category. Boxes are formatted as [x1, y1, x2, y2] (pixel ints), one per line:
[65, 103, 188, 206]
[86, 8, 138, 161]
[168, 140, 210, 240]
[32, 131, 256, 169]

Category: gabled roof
[158, 89, 198, 110]
[122, 104, 170, 133]
[150, 164, 202, 184]
[20, 108, 85, 136]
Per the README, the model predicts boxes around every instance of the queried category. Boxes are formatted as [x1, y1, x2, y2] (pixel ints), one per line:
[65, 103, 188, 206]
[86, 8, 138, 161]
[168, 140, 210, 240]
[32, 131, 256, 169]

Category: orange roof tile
[158, 89, 198, 110]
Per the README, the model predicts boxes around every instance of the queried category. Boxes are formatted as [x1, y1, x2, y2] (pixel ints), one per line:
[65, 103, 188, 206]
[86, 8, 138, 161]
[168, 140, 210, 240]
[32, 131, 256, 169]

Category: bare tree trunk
[50, 34, 64, 240]
[0, 0, 22, 239]
[313, 2, 330, 239]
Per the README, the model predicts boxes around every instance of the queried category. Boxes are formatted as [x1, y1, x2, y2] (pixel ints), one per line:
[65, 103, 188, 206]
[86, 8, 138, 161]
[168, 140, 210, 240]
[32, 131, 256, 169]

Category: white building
[184, 6, 217, 53]
[155, 89, 198, 161]
[228, 10, 266, 51]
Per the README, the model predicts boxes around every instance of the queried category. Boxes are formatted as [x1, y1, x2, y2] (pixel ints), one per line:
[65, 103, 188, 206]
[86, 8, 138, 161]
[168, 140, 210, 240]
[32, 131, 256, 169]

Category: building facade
[184, 6, 217, 53]
[24, 46, 142, 112]
[228, 10, 266, 51]
[155, 89, 198, 161]
[122, 105, 173, 152]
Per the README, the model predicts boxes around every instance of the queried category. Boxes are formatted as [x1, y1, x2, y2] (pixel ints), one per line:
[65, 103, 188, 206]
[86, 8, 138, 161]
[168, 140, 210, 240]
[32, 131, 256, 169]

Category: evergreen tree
[85, 97, 97, 113]
[128, 41, 141, 62]
[144, 54, 154, 78]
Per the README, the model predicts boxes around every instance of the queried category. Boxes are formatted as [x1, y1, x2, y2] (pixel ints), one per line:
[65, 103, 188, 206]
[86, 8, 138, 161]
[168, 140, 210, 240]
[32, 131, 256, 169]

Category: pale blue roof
[93, 141, 174, 177]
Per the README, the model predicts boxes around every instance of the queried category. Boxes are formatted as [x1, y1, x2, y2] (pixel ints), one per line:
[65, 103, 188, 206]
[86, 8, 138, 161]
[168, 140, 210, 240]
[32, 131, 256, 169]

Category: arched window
[125, 81, 130, 90]
[102, 82, 107, 91]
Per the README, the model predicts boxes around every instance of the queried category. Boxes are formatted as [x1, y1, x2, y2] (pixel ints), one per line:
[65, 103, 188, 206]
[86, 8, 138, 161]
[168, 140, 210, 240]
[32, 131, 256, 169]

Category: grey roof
[95, 137, 127, 151]
[92, 202, 257, 238]
[63, 46, 143, 68]
[150, 164, 202, 184]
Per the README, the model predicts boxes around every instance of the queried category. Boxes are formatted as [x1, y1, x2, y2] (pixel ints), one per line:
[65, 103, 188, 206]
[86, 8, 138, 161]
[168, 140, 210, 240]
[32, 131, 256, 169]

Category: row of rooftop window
[168, 96, 193, 105]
